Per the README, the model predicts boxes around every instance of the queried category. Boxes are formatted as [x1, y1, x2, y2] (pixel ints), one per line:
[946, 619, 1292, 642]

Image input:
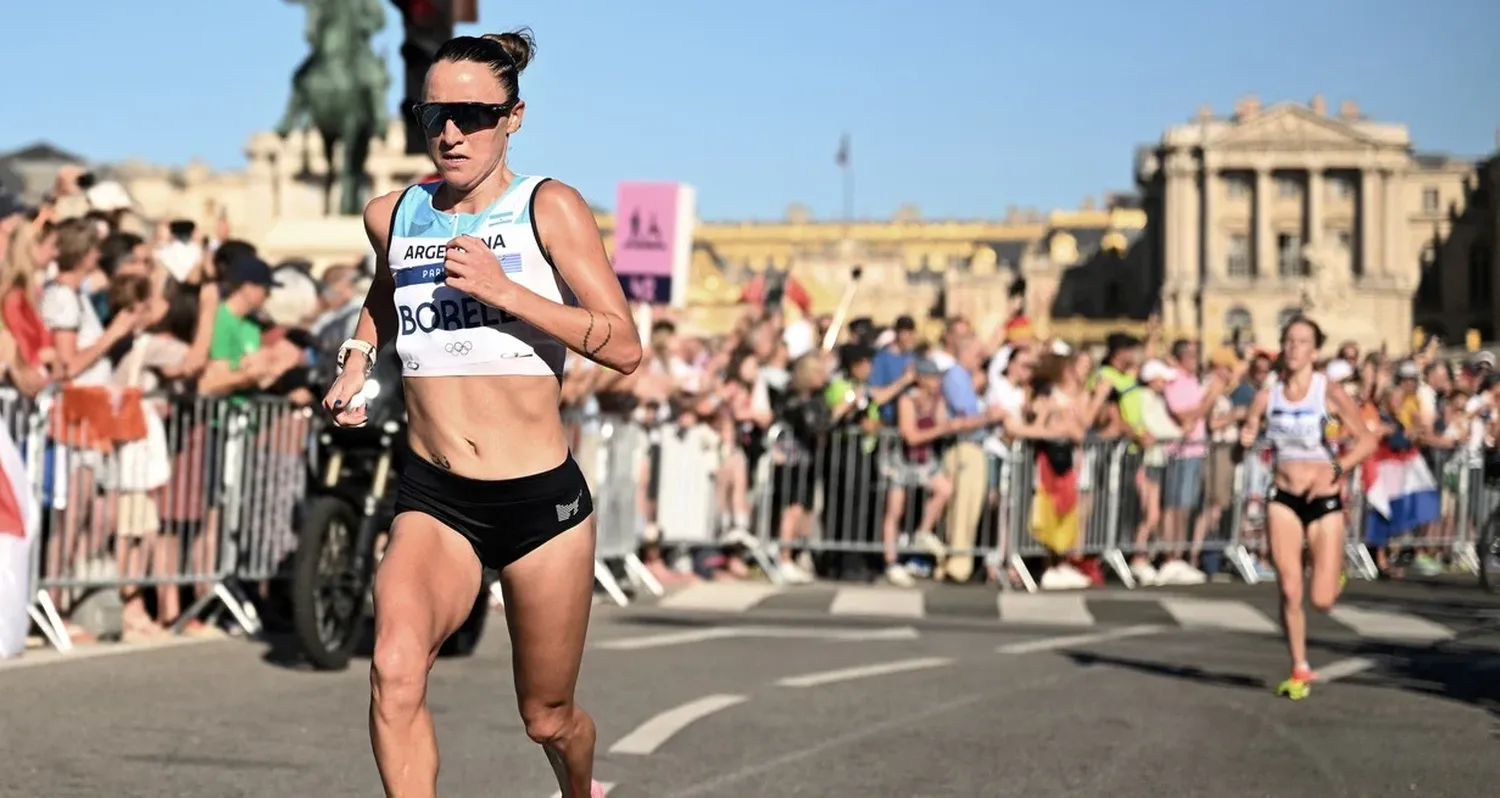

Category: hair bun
[481, 27, 535, 74]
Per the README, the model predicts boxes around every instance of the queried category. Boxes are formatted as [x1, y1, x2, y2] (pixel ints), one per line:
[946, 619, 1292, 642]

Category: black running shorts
[393, 452, 593, 571]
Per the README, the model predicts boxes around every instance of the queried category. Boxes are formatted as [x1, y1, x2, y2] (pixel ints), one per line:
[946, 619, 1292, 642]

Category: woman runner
[1239, 316, 1374, 700]
[322, 29, 641, 798]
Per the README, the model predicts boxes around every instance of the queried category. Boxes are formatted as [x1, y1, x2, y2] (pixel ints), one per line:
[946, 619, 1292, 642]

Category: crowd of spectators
[1, 170, 363, 644]
[4, 169, 1497, 650]
[565, 295, 1500, 595]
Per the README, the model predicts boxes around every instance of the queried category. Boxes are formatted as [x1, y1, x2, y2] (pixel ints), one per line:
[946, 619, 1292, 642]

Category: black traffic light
[391, 0, 454, 154]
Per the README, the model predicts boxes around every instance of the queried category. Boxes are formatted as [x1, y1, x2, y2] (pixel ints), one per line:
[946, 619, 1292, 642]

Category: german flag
[1030, 447, 1079, 555]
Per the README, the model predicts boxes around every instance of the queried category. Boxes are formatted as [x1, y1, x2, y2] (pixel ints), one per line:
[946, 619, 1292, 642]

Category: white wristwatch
[337, 339, 377, 377]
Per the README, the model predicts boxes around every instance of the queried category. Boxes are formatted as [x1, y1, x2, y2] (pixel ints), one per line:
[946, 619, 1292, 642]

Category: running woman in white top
[1239, 316, 1374, 700]
[321, 29, 641, 798]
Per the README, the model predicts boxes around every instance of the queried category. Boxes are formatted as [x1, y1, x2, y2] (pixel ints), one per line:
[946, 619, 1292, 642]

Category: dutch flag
[1361, 442, 1442, 545]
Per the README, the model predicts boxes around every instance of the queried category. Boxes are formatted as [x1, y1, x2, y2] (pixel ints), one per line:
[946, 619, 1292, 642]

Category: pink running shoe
[591, 781, 607, 798]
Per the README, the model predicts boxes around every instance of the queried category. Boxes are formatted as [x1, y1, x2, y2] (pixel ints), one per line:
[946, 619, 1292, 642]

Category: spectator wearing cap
[879, 356, 956, 587]
[868, 315, 919, 423]
[1088, 333, 1147, 446]
[197, 255, 286, 397]
[1392, 359, 1423, 435]
[1128, 358, 1186, 584]
[817, 343, 884, 575]
[1464, 372, 1500, 469]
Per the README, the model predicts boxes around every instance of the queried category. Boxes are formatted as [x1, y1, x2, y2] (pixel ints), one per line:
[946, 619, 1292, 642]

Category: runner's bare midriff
[1274, 460, 1340, 497]
[403, 374, 568, 480]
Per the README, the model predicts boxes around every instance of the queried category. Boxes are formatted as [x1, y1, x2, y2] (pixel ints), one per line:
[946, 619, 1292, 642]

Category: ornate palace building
[1136, 95, 1497, 350]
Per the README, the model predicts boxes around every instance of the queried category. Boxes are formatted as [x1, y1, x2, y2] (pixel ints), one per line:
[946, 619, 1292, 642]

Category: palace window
[1277, 306, 1303, 331]
[1224, 307, 1253, 335]
[1226, 177, 1250, 200]
[1227, 234, 1252, 277]
[1422, 188, 1441, 213]
[1276, 176, 1300, 198]
[1277, 233, 1306, 277]
[1327, 176, 1355, 199]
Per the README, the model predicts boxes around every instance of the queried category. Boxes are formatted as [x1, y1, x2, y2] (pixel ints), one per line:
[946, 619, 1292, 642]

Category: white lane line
[748, 625, 921, 642]
[998, 592, 1095, 626]
[1329, 606, 1455, 642]
[996, 624, 1164, 655]
[0, 636, 226, 674]
[829, 586, 925, 618]
[547, 782, 615, 798]
[1316, 657, 1377, 683]
[1159, 598, 1279, 635]
[594, 625, 919, 651]
[608, 694, 748, 756]
[594, 628, 741, 650]
[658, 583, 782, 612]
[775, 657, 953, 689]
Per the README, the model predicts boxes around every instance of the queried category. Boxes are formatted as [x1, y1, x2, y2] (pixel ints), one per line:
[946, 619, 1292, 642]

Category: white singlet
[387, 176, 573, 378]
[1264, 372, 1332, 463]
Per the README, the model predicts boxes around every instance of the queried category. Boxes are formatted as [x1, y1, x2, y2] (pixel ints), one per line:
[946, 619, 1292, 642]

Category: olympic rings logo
[445, 341, 474, 356]
[404, 359, 420, 371]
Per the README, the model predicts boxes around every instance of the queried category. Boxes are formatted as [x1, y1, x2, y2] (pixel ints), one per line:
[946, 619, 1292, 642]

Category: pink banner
[613, 182, 680, 278]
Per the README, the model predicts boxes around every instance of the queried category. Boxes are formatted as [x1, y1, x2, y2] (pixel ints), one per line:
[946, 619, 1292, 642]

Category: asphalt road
[4, 579, 1500, 798]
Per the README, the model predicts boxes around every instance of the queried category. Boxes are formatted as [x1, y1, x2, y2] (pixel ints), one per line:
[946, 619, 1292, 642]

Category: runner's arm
[1327, 380, 1377, 471]
[1238, 387, 1269, 447]
[340, 192, 402, 374]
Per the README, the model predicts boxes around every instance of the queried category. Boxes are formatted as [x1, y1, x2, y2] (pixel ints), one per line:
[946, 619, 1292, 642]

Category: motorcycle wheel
[1481, 511, 1500, 595]
[292, 497, 371, 671]
[439, 576, 493, 658]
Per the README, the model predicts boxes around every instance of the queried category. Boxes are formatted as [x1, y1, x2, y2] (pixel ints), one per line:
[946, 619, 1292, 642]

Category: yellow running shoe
[1276, 676, 1311, 700]
[1277, 664, 1315, 700]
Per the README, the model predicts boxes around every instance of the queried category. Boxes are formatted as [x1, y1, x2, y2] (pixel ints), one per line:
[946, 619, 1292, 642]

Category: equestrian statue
[276, 0, 390, 216]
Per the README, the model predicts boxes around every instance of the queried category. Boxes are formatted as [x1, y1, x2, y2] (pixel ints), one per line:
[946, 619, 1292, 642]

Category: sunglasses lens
[451, 105, 501, 132]
[415, 104, 447, 136]
[415, 103, 504, 136]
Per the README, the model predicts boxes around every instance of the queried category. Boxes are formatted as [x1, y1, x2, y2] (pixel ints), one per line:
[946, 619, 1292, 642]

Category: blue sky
[1, 0, 1495, 220]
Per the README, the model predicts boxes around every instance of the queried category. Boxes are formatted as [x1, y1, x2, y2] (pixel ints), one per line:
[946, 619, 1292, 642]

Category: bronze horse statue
[276, 0, 389, 216]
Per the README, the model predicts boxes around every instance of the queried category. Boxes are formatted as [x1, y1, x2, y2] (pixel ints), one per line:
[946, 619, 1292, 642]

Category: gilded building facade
[657, 200, 1147, 339]
[1137, 95, 1497, 351]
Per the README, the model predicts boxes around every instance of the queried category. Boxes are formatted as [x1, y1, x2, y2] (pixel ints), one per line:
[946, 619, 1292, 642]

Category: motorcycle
[289, 322, 490, 671]
[1478, 448, 1500, 594]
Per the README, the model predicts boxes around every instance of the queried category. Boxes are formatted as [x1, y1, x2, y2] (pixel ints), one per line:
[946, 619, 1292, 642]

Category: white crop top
[1264, 372, 1332, 462]
[387, 176, 573, 378]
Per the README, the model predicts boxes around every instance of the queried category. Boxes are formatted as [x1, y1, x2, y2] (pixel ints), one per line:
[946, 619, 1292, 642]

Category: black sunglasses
[411, 101, 518, 137]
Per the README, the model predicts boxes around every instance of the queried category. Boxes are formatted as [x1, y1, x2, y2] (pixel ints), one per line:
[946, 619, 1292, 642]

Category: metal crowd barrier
[17, 394, 1496, 651]
[722, 426, 1492, 592]
[17, 388, 311, 652]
